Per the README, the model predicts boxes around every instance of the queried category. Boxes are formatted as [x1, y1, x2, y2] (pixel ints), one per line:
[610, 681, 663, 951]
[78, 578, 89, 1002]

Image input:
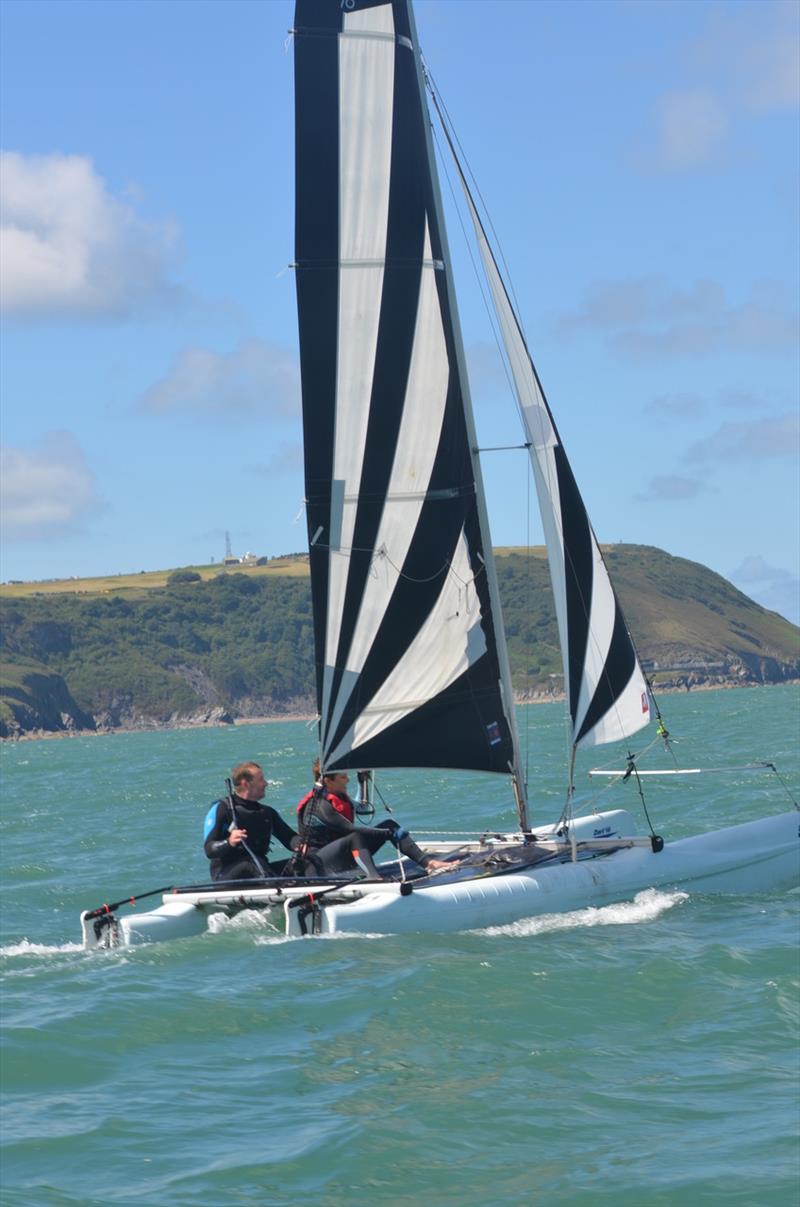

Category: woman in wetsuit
[296, 769, 451, 878]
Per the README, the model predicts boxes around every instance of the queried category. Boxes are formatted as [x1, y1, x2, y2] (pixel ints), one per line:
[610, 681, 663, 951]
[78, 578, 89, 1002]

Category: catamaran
[80, 0, 798, 950]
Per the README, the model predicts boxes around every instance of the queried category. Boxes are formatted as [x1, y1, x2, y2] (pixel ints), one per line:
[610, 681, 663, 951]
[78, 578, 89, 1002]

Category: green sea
[2, 685, 798, 1206]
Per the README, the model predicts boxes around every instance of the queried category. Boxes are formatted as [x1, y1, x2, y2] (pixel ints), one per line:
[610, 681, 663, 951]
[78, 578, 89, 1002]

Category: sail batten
[295, 0, 522, 797]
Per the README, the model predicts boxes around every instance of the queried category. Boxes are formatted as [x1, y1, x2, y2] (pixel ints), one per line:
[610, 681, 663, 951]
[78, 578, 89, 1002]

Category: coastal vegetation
[1, 546, 797, 737]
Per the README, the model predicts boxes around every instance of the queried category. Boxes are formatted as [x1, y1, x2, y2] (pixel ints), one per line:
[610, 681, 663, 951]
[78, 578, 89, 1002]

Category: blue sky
[1, 0, 798, 623]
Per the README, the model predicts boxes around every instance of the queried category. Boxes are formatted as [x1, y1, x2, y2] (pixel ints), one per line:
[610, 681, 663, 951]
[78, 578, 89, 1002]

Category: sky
[1, 0, 798, 623]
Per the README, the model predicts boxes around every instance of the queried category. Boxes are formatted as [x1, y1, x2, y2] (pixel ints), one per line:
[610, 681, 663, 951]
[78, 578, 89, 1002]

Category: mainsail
[294, 0, 523, 792]
[447, 139, 652, 750]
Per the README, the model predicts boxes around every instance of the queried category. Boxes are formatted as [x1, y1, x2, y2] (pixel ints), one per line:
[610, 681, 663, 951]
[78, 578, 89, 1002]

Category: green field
[0, 555, 311, 599]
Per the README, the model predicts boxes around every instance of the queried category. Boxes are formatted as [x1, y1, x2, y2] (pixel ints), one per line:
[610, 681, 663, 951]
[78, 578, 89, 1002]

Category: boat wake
[207, 908, 286, 939]
[208, 908, 382, 946]
[0, 939, 86, 958]
[476, 888, 689, 938]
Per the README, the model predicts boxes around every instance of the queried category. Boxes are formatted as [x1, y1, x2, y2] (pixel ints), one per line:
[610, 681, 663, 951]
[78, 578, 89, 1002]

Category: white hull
[80, 809, 799, 949]
[319, 810, 799, 936]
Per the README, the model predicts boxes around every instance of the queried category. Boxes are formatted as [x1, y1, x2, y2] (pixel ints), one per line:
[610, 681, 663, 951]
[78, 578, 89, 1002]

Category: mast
[405, 2, 528, 829]
[294, 0, 527, 822]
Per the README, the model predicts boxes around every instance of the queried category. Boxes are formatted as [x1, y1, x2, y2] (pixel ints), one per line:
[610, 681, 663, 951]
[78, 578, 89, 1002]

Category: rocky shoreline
[3, 677, 797, 742]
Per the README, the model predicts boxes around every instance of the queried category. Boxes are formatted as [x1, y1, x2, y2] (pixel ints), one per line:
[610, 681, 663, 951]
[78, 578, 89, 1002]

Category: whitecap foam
[475, 888, 689, 938]
[206, 908, 284, 937]
[0, 939, 85, 958]
[311, 929, 385, 942]
[207, 909, 383, 945]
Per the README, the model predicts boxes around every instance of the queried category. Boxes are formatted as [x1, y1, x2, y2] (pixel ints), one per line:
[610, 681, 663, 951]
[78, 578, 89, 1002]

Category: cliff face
[0, 665, 96, 738]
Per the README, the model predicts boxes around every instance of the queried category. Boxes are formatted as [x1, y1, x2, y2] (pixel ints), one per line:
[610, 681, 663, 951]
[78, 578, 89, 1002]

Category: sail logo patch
[486, 721, 502, 746]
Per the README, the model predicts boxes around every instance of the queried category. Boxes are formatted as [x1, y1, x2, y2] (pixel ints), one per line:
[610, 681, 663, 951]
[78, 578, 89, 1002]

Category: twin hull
[80, 810, 800, 949]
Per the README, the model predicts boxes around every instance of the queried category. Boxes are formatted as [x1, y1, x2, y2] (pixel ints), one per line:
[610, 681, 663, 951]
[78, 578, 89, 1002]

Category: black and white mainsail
[294, 0, 524, 803]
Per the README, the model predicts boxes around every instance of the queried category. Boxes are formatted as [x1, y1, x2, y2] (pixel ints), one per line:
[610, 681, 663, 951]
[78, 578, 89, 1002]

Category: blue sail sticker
[486, 721, 502, 746]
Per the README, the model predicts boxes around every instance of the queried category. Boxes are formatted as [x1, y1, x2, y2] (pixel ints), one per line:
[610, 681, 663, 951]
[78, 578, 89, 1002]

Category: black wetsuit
[297, 789, 430, 878]
[204, 795, 301, 881]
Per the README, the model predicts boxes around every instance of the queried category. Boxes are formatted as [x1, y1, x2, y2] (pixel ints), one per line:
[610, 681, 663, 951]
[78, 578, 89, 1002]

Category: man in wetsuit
[204, 761, 302, 881]
[296, 769, 452, 879]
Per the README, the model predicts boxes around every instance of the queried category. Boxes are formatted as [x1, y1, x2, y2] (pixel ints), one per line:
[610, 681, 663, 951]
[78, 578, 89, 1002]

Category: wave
[476, 887, 689, 937]
[206, 907, 286, 939]
[0, 939, 86, 958]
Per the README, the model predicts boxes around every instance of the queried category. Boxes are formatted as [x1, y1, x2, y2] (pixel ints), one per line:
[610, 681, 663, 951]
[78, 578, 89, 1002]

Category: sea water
[1, 685, 798, 1206]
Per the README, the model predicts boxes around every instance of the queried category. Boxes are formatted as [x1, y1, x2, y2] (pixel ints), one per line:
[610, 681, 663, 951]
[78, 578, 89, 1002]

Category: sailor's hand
[228, 827, 248, 846]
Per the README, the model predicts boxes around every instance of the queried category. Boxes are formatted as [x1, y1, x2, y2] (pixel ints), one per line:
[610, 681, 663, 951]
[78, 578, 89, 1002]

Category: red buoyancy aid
[296, 787, 356, 853]
[296, 789, 313, 815]
[296, 787, 354, 823]
[322, 789, 354, 822]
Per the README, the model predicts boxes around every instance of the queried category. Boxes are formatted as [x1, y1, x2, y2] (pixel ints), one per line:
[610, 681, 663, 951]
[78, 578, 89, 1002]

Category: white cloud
[687, 413, 799, 461]
[138, 339, 300, 419]
[562, 276, 732, 329]
[689, 5, 800, 115]
[0, 151, 179, 317]
[0, 432, 99, 541]
[728, 555, 799, 625]
[644, 388, 773, 420]
[647, 89, 729, 174]
[643, 392, 705, 420]
[558, 276, 798, 359]
[718, 388, 769, 411]
[636, 2, 799, 174]
[635, 475, 707, 502]
[731, 554, 792, 585]
[252, 443, 304, 476]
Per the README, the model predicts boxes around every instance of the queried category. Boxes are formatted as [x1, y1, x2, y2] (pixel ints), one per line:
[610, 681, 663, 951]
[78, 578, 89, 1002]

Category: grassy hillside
[1, 547, 797, 737]
[601, 545, 797, 670]
[0, 554, 310, 599]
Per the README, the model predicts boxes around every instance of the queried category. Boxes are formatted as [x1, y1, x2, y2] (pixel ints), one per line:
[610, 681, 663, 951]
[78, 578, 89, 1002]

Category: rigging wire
[429, 120, 520, 411]
[428, 66, 542, 810]
[524, 446, 532, 795]
[765, 762, 800, 809]
[589, 755, 798, 805]
[423, 59, 528, 333]
[426, 60, 673, 796]
[563, 730, 670, 825]
[623, 754, 660, 840]
[428, 78, 585, 807]
[590, 730, 677, 775]
[429, 103, 536, 819]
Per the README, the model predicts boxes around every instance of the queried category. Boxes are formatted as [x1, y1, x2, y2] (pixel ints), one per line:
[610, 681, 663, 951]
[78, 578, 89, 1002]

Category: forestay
[450, 152, 651, 750]
[293, 0, 522, 786]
